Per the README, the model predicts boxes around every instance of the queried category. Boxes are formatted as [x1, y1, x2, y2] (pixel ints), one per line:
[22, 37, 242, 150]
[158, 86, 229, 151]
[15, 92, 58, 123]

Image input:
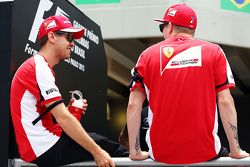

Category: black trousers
[209, 147, 229, 161]
[32, 132, 129, 167]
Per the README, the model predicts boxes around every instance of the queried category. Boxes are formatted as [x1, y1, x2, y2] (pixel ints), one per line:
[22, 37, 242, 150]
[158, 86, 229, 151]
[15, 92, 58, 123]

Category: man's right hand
[93, 148, 116, 167]
[230, 149, 249, 159]
[129, 151, 149, 160]
[51, 103, 114, 166]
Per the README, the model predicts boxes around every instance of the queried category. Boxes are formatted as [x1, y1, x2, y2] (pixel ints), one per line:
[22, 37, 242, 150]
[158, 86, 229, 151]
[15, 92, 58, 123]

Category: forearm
[50, 100, 115, 166]
[218, 90, 240, 153]
[127, 89, 146, 156]
[51, 103, 101, 155]
[217, 89, 249, 158]
[59, 114, 101, 154]
[127, 104, 142, 155]
[219, 100, 240, 152]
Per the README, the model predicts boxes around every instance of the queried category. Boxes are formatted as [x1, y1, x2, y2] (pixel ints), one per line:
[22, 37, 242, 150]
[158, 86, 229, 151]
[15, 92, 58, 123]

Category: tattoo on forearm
[228, 121, 240, 149]
[134, 129, 140, 154]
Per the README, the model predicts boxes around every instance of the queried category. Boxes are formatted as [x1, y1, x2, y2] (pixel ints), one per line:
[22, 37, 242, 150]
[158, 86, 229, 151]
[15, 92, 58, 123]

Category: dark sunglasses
[55, 31, 74, 43]
[159, 22, 169, 33]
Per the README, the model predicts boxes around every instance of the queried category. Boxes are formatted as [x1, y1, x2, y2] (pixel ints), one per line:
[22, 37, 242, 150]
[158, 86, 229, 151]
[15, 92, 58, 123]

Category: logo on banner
[28, 0, 69, 43]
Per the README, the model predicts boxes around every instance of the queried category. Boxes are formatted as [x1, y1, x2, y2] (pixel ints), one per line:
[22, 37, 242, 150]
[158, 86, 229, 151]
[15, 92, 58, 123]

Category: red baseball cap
[154, 4, 197, 30]
[38, 15, 84, 40]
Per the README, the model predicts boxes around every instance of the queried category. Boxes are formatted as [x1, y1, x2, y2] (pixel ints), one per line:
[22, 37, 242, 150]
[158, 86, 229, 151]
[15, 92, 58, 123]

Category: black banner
[0, 1, 13, 166]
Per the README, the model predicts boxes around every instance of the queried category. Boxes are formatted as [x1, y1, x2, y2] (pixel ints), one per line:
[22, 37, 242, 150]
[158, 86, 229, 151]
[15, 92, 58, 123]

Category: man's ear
[47, 31, 56, 43]
[168, 22, 174, 33]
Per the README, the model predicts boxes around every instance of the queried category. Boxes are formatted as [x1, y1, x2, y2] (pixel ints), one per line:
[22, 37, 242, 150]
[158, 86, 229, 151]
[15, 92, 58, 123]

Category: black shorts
[32, 132, 129, 167]
[208, 147, 229, 161]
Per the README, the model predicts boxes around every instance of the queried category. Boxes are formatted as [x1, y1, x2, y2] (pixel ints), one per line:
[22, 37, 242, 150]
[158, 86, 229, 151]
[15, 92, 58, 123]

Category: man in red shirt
[10, 15, 122, 167]
[127, 3, 249, 164]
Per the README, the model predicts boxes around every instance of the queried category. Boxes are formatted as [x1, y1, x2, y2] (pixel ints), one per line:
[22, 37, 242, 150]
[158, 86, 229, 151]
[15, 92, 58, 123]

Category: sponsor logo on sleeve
[46, 88, 58, 95]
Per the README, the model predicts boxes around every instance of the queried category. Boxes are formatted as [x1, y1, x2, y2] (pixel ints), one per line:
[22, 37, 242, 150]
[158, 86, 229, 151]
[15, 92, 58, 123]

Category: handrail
[9, 157, 250, 167]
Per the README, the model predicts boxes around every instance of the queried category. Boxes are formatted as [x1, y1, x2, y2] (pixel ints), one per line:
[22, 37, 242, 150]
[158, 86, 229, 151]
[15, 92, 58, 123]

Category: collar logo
[163, 47, 174, 58]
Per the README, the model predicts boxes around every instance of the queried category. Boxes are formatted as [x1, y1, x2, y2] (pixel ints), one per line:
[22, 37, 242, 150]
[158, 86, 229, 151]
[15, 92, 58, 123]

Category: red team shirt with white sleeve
[10, 54, 63, 162]
[131, 36, 235, 164]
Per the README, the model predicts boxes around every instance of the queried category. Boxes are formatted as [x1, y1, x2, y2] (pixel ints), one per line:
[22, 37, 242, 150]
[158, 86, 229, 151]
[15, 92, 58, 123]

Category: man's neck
[172, 32, 193, 38]
[38, 47, 59, 67]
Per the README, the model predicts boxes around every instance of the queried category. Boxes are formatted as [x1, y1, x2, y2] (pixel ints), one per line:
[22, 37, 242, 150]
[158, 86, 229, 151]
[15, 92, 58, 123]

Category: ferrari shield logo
[163, 47, 174, 58]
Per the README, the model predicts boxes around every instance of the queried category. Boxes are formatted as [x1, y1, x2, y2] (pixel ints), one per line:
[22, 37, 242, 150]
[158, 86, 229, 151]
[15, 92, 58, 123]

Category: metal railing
[9, 157, 250, 167]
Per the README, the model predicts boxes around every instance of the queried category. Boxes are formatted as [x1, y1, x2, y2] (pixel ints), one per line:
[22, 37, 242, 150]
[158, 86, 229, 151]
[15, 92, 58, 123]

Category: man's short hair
[173, 24, 195, 35]
[39, 36, 48, 47]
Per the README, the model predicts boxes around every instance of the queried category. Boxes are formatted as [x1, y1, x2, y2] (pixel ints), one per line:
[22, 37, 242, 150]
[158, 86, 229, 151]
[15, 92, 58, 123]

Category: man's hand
[129, 151, 149, 160]
[68, 98, 88, 121]
[230, 149, 249, 159]
[79, 98, 88, 113]
[93, 148, 116, 167]
[68, 98, 88, 112]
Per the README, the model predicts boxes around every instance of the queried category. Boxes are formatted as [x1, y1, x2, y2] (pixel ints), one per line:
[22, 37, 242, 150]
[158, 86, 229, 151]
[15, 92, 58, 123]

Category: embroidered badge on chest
[163, 47, 174, 58]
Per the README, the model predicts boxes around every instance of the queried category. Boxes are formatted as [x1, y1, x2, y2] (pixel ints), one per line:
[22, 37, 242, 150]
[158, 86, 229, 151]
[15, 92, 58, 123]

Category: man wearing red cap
[127, 4, 249, 164]
[10, 15, 123, 167]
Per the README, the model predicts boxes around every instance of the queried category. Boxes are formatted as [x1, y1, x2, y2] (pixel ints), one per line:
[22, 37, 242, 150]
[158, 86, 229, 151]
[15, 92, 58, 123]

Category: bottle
[68, 90, 84, 121]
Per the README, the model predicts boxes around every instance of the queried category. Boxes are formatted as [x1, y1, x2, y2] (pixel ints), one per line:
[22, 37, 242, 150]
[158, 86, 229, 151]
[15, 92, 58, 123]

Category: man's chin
[65, 54, 71, 59]
[61, 55, 70, 61]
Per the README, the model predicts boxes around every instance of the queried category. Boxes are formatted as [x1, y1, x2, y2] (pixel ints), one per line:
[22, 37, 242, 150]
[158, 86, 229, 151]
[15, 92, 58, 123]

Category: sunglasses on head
[55, 31, 74, 43]
[159, 22, 169, 33]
